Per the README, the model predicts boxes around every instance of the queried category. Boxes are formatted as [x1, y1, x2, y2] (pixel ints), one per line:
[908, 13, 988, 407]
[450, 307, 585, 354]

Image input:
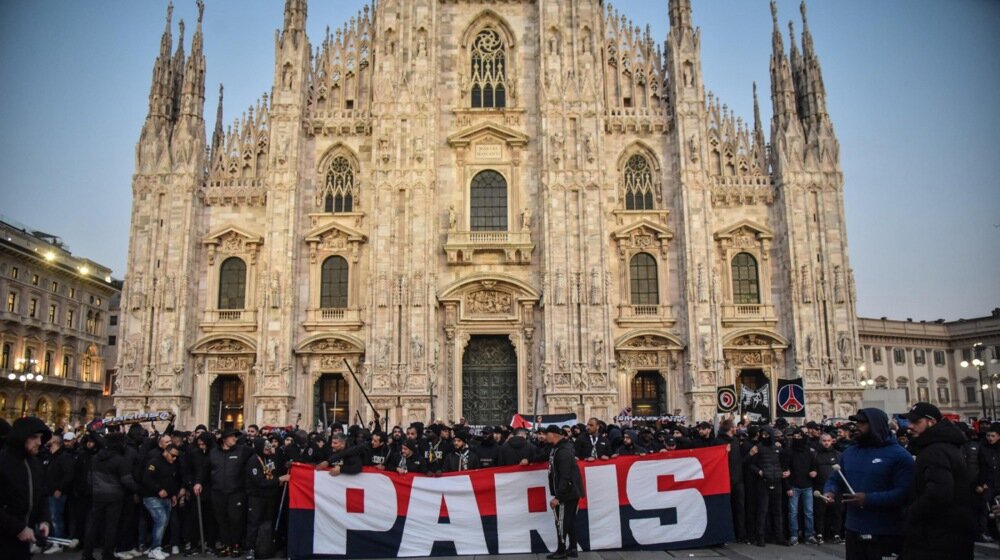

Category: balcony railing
[444, 230, 534, 265]
[303, 307, 364, 331]
[616, 304, 675, 325]
[201, 309, 258, 332]
[721, 303, 777, 325]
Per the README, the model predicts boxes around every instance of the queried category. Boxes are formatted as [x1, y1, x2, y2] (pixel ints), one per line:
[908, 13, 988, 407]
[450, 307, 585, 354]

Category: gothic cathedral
[116, 0, 862, 429]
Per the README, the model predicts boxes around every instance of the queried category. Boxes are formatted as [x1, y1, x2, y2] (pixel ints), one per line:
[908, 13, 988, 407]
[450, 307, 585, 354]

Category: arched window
[470, 170, 507, 231]
[731, 252, 760, 304]
[629, 253, 659, 305]
[218, 257, 247, 310]
[320, 256, 349, 309]
[470, 29, 507, 108]
[624, 154, 654, 210]
[322, 156, 355, 213]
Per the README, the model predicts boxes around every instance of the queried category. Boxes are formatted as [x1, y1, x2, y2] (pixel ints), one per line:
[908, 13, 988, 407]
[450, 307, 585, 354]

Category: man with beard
[574, 418, 610, 461]
[0, 417, 52, 560]
[902, 403, 975, 560]
[318, 434, 365, 476]
[691, 422, 717, 448]
[443, 431, 480, 472]
[823, 408, 912, 560]
[365, 432, 391, 470]
[545, 425, 583, 559]
[389, 441, 427, 474]
[748, 426, 786, 547]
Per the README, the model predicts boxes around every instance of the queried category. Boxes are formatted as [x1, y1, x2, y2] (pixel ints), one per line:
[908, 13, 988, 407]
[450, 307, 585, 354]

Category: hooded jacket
[498, 434, 537, 466]
[0, 417, 51, 539]
[823, 408, 913, 536]
[548, 438, 585, 502]
[749, 427, 784, 483]
[91, 434, 140, 502]
[246, 440, 285, 498]
[902, 419, 975, 560]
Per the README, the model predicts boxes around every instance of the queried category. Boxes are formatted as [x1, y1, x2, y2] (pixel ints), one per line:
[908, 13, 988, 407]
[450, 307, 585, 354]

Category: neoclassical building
[116, 0, 863, 429]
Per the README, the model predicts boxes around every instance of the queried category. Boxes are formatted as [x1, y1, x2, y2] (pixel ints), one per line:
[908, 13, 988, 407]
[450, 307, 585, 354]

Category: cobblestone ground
[46, 541, 1000, 560]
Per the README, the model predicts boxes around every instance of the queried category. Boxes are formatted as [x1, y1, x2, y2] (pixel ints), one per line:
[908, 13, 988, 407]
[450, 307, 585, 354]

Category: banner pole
[343, 359, 381, 425]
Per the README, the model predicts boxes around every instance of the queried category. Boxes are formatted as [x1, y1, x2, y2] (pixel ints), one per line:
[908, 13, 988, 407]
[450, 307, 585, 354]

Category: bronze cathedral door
[462, 335, 518, 426]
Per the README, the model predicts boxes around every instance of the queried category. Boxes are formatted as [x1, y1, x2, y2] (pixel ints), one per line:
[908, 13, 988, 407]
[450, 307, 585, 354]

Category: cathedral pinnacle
[211, 83, 224, 161]
[668, 0, 693, 33]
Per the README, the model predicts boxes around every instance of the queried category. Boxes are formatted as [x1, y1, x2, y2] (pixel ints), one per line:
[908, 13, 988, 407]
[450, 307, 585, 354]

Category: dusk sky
[0, 0, 997, 321]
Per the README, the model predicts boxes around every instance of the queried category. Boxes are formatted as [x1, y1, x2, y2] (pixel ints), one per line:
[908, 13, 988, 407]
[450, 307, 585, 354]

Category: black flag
[776, 378, 806, 418]
[740, 383, 771, 423]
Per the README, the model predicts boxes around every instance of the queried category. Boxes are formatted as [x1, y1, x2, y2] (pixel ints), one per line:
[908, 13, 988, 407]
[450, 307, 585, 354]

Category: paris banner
[287, 446, 734, 559]
[776, 377, 806, 417]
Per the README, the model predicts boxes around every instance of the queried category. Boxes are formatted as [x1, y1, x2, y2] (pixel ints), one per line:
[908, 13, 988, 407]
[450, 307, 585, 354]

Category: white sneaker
[114, 552, 135, 560]
[30, 544, 42, 554]
[43, 544, 63, 555]
[148, 548, 168, 560]
[171, 546, 180, 555]
[68, 538, 80, 549]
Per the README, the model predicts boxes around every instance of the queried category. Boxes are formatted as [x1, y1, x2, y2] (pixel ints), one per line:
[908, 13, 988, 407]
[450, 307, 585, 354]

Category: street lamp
[10, 357, 42, 417]
[961, 343, 992, 419]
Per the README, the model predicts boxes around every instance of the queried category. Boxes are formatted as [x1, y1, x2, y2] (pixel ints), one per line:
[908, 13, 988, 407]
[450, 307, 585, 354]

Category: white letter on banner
[397, 475, 489, 557]
[625, 458, 708, 544]
[313, 472, 397, 555]
[583, 464, 622, 550]
[494, 470, 558, 553]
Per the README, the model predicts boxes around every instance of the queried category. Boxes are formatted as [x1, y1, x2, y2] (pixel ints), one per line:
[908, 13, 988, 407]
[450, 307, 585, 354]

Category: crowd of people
[0, 401, 997, 560]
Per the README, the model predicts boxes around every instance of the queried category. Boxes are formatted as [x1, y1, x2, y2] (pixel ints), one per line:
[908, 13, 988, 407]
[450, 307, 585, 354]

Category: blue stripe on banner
[289, 495, 733, 558]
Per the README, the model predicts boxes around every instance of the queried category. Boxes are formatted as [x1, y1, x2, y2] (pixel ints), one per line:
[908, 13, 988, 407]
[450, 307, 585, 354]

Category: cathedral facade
[115, 0, 863, 430]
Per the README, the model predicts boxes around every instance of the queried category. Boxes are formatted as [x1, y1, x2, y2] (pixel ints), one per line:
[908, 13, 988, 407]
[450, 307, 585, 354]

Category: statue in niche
[700, 336, 712, 369]
[268, 339, 279, 369]
[837, 333, 851, 366]
[556, 340, 568, 369]
[590, 268, 600, 305]
[801, 266, 813, 303]
[411, 337, 424, 364]
[521, 207, 532, 231]
[447, 205, 457, 231]
[833, 265, 844, 303]
[270, 272, 281, 308]
[160, 337, 173, 364]
[806, 335, 816, 367]
[593, 338, 604, 368]
[584, 132, 595, 162]
[130, 272, 145, 311]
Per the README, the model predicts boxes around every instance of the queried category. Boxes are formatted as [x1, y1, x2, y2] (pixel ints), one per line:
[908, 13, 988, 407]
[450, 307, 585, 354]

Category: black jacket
[200, 444, 254, 495]
[141, 453, 181, 498]
[388, 451, 427, 474]
[961, 439, 981, 489]
[443, 448, 481, 472]
[247, 452, 285, 498]
[365, 443, 391, 468]
[813, 446, 840, 491]
[475, 439, 500, 468]
[548, 438, 584, 502]
[0, 418, 51, 539]
[324, 445, 365, 475]
[498, 436, 537, 466]
[44, 446, 76, 495]
[979, 439, 1000, 492]
[717, 434, 744, 484]
[903, 420, 976, 560]
[781, 440, 818, 489]
[73, 442, 99, 497]
[90, 440, 139, 502]
[574, 433, 610, 460]
[749, 428, 784, 484]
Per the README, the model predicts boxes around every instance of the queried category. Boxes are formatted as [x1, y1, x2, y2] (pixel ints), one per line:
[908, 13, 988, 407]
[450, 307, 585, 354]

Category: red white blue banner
[288, 446, 733, 558]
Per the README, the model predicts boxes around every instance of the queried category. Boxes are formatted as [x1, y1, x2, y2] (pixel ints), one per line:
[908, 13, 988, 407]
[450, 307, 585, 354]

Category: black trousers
[845, 530, 903, 560]
[245, 494, 278, 551]
[730, 481, 747, 541]
[814, 494, 842, 539]
[186, 494, 217, 550]
[211, 491, 246, 549]
[83, 499, 124, 560]
[753, 478, 784, 542]
[554, 498, 579, 553]
[116, 496, 139, 552]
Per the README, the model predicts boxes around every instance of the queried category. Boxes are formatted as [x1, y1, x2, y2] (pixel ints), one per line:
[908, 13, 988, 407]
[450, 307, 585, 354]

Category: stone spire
[170, 18, 186, 122]
[799, 1, 829, 123]
[178, 0, 205, 120]
[668, 0, 693, 34]
[146, 2, 174, 120]
[768, 0, 797, 130]
[210, 83, 224, 162]
[281, 0, 308, 49]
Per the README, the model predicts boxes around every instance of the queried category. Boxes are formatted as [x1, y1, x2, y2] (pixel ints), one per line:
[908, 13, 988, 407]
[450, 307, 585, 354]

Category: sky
[0, 0, 997, 321]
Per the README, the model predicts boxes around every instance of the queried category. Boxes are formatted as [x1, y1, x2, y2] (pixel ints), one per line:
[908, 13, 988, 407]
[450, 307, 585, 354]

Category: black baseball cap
[906, 402, 942, 423]
[545, 425, 563, 435]
[848, 410, 869, 423]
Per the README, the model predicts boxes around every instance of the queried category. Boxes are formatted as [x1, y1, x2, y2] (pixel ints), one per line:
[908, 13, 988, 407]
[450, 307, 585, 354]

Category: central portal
[462, 335, 518, 426]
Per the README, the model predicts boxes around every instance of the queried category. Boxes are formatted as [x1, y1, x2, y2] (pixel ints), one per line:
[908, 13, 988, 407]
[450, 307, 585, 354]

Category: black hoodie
[0, 417, 51, 539]
[902, 419, 976, 559]
[498, 434, 538, 466]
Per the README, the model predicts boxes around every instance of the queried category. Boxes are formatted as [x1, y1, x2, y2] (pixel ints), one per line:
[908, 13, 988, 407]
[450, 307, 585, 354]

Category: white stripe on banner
[626, 458, 707, 544]
[314, 473, 397, 555]
[397, 476, 490, 557]
[494, 470, 559, 553]
[585, 464, 622, 550]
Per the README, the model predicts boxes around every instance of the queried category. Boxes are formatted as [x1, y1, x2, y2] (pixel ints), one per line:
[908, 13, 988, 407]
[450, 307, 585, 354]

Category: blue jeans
[48, 494, 67, 539]
[788, 486, 815, 538]
[142, 497, 172, 550]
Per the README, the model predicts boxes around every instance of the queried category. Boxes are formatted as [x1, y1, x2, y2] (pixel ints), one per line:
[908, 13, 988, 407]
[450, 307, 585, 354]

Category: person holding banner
[443, 431, 480, 472]
[574, 418, 610, 461]
[546, 425, 583, 559]
[389, 440, 427, 475]
[317, 433, 364, 476]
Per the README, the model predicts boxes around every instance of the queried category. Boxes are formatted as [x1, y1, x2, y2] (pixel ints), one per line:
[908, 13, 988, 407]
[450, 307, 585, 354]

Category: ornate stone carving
[466, 289, 513, 314]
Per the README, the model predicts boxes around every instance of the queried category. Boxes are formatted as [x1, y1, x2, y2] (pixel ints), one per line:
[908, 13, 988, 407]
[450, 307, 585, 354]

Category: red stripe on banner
[527, 486, 548, 513]
[346, 487, 365, 514]
[288, 462, 315, 510]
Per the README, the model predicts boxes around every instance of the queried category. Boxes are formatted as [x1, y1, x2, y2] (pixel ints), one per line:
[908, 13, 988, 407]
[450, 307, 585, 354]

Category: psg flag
[716, 385, 738, 413]
[776, 378, 806, 417]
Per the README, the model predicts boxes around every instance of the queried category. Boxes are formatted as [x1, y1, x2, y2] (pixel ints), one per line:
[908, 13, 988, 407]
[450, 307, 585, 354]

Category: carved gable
[202, 226, 264, 265]
[304, 221, 367, 263]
